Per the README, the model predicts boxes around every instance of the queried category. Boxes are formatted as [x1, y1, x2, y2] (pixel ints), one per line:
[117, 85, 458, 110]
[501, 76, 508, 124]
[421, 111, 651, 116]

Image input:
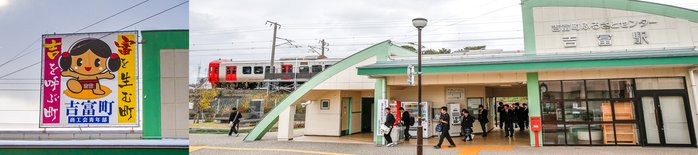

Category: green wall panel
[141, 30, 189, 139]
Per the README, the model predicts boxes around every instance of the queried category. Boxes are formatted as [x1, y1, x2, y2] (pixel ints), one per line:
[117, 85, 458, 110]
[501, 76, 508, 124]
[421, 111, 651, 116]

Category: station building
[246, 0, 698, 147]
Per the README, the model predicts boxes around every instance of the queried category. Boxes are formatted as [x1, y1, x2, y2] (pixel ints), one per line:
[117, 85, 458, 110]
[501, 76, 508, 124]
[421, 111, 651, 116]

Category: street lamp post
[412, 17, 427, 155]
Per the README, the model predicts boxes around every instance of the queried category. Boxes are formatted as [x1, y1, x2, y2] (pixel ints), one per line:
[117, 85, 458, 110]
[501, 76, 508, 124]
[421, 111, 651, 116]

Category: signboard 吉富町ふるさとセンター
[41, 31, 138, 127]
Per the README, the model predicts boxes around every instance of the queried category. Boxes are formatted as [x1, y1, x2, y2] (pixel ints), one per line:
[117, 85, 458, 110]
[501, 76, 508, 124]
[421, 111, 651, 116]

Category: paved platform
[190, 129, 698, 155]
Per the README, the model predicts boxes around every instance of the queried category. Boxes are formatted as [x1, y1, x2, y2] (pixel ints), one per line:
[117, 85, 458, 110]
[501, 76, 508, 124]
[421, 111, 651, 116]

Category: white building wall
[303, 90, 341, 136]
[315, 57, 377, 90]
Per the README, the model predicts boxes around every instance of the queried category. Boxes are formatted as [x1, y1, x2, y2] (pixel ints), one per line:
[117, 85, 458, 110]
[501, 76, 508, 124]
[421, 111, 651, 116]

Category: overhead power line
[0, 0, 152, 72]
[0, 0, 188, 80]
[75, 0, 151, 32]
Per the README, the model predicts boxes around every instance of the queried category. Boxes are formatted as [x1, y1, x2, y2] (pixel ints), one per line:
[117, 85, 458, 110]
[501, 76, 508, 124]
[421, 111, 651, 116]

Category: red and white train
[208, 56, 340, 87]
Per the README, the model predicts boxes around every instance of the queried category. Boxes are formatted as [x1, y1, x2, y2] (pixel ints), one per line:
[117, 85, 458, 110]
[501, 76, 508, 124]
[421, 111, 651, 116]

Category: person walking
[520, 103, 530, 132]
[478, 105, 489, 137]
[434, 106, 456, 149]
[461, 109, 475, 142]
[399, 107, 413, 141]
[512, 103, 520, 129]
[497, 102, 504, 129]
[383, 108, 396, 147]
[502, 105, 515, 137]
[227, 107, 243, 136]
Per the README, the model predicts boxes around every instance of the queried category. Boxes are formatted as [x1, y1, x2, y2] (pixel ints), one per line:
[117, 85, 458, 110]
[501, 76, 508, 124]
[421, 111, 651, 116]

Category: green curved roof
[243, 40, 414, 142]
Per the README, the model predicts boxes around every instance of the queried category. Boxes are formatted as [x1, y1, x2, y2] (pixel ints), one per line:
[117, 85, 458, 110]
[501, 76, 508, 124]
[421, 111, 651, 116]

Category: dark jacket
[512, 107, 520, 121]
[440, 113, 450, 131]
[228, 111, 242, 124]
[401, 111, 411, 126]
[461, 114, 475, 128]
[518, 107, 529, 120]
[384, 113, 395, 127]
[478, 109, 489, 123]
[502, 110, 516, 123]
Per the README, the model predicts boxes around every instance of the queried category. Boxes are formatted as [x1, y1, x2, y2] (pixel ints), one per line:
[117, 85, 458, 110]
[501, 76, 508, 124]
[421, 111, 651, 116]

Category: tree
[194, 88, 216, 123]
[453, 45, 487, 53]
[437, 48, 451, 54]
[400, 45, 416, 52]
[464, 45, 486, 50]
[422, 49, 439, 54]
[423, 48, 451, 55]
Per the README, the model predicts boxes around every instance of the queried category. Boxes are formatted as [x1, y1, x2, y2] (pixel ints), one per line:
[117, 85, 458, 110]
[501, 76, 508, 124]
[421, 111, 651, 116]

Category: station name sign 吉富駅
[551, 19, 657, 32]
[550, 19, 657, 47]
[40, 31, 139, 128]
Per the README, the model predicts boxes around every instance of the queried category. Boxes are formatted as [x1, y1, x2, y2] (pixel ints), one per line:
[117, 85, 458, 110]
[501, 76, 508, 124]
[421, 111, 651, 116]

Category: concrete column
[277, 105, 296, 141]
[373, 78, 386, 145]
[526, 72, 542, 147]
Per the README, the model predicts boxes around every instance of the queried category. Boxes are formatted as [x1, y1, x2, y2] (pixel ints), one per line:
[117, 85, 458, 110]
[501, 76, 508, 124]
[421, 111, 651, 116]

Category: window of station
[242, 66, 252, 74]
[540, 79, 638, 146]
[254, 66, 263, 74]
[311, 65, 322, 73]
[299, 66, 310, 73]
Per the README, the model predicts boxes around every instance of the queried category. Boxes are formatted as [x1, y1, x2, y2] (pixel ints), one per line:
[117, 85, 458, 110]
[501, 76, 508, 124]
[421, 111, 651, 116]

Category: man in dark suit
[502, 105, 515, 137]
[478, 105, 489, 137]
[497, 102, 504, 129]
[399, 107, 412, 141]
[383, 108, 396, 147]
[434, 106, 456, 149]
[227, 107, 243, 136]
[520, 103, 530, 132]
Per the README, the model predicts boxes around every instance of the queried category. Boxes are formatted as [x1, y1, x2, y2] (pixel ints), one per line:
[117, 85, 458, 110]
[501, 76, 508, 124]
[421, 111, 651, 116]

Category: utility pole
[196, 62, 202, 85]
[266, 21, 280, 95]
[319, 39, 328, 58]
[309, 39, 329, 59]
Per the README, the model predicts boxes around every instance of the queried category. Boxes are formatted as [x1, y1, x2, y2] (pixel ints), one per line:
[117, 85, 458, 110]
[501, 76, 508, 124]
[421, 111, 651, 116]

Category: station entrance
[383, 83, 532, 146]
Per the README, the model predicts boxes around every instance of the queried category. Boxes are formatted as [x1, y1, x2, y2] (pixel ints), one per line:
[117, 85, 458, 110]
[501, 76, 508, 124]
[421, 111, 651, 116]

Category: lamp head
[412, 18, 428, 29]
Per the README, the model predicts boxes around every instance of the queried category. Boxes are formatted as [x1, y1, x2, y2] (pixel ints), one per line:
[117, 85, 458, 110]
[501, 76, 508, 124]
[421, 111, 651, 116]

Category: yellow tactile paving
[444, 145, 513, 155]
[189, 145, 206, 152]
[189, 145, 355, 155]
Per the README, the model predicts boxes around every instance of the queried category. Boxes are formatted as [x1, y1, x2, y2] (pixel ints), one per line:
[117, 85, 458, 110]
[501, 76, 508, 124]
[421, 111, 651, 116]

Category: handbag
[435, 124, 443, 132]
[381, 124, 390, 134]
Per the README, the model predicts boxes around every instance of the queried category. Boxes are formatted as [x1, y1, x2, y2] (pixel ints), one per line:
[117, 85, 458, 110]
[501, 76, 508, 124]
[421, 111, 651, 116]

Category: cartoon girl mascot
[59, 38, 120, 96]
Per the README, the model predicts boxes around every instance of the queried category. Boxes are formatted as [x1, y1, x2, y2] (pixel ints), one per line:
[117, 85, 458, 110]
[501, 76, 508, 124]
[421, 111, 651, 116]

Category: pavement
[190, 129, 698, 155]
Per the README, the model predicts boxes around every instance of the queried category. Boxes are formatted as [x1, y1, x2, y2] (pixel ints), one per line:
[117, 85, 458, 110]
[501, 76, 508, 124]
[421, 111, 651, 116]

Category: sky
[0, 0, 188, 129]
[189, 0, 698, 84]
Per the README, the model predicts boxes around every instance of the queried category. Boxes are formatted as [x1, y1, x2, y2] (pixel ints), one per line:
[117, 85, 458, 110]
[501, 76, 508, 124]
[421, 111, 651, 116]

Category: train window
[265, 66, 270, 73]
[312, 65, 322, 73]
[226, 67, 230, 74]
[299, 66, 309, 73]
[254, 66, 263, 74]
[324, 65, 332, 69]
[242, 66, 252, 74]
[232, 67, 236, 74]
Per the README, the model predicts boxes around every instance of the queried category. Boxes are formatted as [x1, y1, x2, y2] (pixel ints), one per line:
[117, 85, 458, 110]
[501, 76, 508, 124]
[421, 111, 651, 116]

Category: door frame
[360, 97, 374, 133]
[636, 89, 697, 147]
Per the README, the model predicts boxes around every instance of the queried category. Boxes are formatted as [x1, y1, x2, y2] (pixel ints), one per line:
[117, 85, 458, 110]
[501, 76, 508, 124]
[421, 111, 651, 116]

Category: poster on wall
[40, 31, 139, 127]
[446, 88, 464, 100]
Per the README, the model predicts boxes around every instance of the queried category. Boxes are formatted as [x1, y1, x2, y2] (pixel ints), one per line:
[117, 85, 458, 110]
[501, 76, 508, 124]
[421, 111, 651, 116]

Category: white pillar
[278, 105, 296, 141]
